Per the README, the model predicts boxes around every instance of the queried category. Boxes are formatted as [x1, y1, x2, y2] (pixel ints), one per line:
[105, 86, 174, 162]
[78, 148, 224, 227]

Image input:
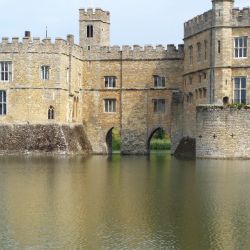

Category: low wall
[196, 106, 250, 159]
[0, 124, 92, 155]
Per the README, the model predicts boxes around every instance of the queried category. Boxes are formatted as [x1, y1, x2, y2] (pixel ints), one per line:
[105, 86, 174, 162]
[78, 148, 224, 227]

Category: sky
[0, 0, 248, 46]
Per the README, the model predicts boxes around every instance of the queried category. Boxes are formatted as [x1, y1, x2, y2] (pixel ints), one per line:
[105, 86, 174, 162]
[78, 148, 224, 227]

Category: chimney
[25, 31, 31, 38]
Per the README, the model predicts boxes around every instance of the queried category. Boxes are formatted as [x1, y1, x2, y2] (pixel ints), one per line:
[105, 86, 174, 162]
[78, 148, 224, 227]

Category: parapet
[232, 7, 250, 26]
[0, 37, 83, 60]
[79, 8, 110, 23]
[184, 10, 213, 38]
[82, 44, 184, 61]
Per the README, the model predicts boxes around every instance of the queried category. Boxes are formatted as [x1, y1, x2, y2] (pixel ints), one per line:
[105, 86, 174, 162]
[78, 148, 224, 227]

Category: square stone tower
[79, 8, 110, 50]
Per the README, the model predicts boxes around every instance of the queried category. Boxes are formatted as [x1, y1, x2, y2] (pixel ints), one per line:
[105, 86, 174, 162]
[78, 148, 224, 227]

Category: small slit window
[48, 106, 55, 120]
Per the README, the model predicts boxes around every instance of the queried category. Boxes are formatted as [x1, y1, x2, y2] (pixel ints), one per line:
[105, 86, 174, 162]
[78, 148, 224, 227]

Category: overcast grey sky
[0, 0, 248, 46]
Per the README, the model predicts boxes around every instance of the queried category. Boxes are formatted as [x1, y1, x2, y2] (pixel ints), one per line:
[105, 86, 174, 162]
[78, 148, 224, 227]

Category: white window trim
[154, 76, 166, 88]
[233, 36, 248, 59]
[0, 90, 7, 116]
[233, 76, 247, 104]
[104, 99, 117, 113]
[0, 61, 12, 83]
[104, 76, 117, 89]
[41, 65, 50, 81]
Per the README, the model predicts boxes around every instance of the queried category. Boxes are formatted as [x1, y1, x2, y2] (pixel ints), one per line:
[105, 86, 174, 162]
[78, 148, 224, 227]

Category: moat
[0, 153, 250, 249]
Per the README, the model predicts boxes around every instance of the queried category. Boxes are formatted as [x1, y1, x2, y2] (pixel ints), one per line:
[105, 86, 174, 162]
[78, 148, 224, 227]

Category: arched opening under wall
[148, 128, 171, 153]
[223, 96, 229, 105]
[106, 128, 121, 155]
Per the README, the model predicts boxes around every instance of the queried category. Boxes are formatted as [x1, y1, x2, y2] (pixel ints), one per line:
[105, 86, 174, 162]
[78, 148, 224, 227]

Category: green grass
[112, 128, 121, 151]
[150, 138, 171, 150]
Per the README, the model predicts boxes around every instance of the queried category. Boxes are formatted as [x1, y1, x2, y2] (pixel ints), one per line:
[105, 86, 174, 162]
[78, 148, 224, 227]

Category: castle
[0, 0, 249, 158]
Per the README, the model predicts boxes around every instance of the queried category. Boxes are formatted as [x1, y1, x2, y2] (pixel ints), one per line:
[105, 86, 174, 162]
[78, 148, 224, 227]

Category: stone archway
[106, 128, 113, 155]
[105, 127, 121, 155]
[147, 127, 171, 152]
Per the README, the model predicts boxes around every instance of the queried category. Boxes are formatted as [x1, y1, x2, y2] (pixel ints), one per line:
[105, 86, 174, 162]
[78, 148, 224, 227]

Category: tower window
[218, 40, 221, 54]
[41, 65, 50, 80]
[197, 42, 202, 61]
[0, 90, 7, 116]
[0, 62, 12, 82]
[204, 40, 208, 60]
[189, 46, 193, 64]
[87, 25, 93, 38]
[234, 37, 248, 58]
[48, 106, 55, 120]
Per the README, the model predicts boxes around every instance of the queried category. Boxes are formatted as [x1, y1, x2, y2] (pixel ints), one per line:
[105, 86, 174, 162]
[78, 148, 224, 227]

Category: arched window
[87, 25, 93, 38]
[48, 106, 55, 120]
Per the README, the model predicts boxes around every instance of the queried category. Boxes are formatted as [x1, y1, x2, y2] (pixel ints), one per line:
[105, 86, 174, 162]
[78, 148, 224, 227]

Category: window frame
[0, 61, 12, 83]
[233, 77, 247, 104]
[197, 42, 202, 62]
[0, 90, 7, 116]
[48, 106, 55, 120]
[104, 76, 117, 88]
[189, 45, 193, 65]
[153, 99, 166, 113]
[87, 25, 94, 38]
[234, 36, 248, 59]
[41, 65, 50, 81]
[153, 75, 166, 88]
[104, 99, 116, 113]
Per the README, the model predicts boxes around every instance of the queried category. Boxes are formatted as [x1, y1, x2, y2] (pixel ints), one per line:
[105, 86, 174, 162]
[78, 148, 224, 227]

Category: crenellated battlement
[0, 36, 83, 59]
[79, 8, 110, 23]
[232, 7, 250, 26]
[82, 44, 184, 61]
[184, 10, 213, 38]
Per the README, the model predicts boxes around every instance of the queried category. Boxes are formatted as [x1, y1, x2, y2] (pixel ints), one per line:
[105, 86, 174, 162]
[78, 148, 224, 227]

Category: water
[0, 153, 250, 250]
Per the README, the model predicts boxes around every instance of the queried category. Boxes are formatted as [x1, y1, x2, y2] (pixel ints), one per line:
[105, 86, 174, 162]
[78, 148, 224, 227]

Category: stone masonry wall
[0, 124, 92, 155]
[196, 106, 250, 158]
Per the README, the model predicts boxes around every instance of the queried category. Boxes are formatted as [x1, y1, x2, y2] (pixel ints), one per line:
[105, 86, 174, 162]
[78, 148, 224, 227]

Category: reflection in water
[0, 154, 250, 249]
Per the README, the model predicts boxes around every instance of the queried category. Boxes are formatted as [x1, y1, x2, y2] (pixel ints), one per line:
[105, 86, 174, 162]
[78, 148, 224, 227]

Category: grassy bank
[150, 138, 171, 150]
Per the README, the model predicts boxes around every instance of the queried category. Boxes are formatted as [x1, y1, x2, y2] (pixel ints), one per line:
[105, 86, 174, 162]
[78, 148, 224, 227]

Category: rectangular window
[0, 90, 7, 116]
[234, 37, 248, 58]
[105, 99, 116, 113]
[154, 76, 166, 88]
[234, 77, 247, 104]
[204, 40, 207, 60]
[218, 40, 221, 54]
[197, 43, 202, 61]
[105, 76, 116, 88]
[0, 62, 12, 82]
[153, 99, 165, 113]
[87, 25, 93, 38]
[41, 66, 50, 80]
[189, 46, 193, 64]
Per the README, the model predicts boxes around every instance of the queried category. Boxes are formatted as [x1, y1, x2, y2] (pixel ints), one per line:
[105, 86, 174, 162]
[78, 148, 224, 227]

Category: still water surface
[0, 153, 250, 250]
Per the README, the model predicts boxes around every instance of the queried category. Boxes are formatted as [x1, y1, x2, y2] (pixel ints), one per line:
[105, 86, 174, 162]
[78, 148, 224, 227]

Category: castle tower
[79, 8, 110, 50]
[211, 0, 234, 104]
[212, 0, 234, 25]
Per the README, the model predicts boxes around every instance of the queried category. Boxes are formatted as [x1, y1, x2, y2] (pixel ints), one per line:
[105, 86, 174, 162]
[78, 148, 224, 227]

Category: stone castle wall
[197, 106, 250, 159]
[81, 49, 184, 154]
[0, 124, 92, 155]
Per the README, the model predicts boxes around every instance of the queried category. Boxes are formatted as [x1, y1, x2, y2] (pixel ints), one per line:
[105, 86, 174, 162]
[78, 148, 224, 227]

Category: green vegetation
[150, 128, 171, 150]
[112, 128, 121, 151]
[228, 103, 250, 110]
